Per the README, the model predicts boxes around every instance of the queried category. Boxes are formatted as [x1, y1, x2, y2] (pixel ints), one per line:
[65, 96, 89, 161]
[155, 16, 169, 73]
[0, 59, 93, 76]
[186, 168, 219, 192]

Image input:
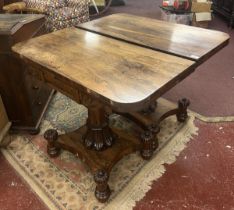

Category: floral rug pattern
[2, 93, 198, 210]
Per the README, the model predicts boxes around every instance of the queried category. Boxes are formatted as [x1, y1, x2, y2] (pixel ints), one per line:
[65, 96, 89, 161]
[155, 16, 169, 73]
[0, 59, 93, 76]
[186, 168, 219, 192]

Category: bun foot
[44, 129, 61, 158]
[148, 124, 160, 151]
[94, 169, 111, 203]
[141, 131, 154, 160]
[176, 98, 190, 122]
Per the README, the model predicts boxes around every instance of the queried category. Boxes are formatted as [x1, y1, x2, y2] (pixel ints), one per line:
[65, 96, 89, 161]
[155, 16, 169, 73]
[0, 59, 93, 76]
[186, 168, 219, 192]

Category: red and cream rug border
[2, 98, 233, 210]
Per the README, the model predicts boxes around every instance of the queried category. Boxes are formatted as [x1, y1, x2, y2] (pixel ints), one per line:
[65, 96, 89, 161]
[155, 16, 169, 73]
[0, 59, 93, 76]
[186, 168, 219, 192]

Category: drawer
[43, 71, 79, 102]
[27, 65, 45, 82]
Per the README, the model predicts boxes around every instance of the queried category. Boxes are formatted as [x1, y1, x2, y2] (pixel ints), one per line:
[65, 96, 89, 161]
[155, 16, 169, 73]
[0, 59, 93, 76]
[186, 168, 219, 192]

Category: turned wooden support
[83, 102, 115, 151]
[176, 98, 190, 122]
[141, 130, 155, 160]
[141, 123, 160, 160]
[94, 169, 111, 203]
[44, 129, 61, 157]
[147, 124, 160, 151]
[141, 101, 157, 114]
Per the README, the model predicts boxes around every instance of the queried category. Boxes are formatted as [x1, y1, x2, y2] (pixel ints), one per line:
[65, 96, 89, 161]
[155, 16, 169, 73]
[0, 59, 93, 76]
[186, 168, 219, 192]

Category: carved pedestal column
[83, 102, 115, 151]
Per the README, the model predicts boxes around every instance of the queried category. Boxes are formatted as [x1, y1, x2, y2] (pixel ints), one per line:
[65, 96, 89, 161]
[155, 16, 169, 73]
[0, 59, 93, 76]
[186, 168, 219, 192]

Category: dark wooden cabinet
[0, 14, 54, 134]
[212, 0, 234, 27]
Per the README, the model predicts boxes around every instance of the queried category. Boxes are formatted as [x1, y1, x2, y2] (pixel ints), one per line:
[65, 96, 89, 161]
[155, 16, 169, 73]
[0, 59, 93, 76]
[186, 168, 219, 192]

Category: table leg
[148, 124, 160, 151]
[140, 123, 160, 160]
[83, 102, 115, 151]
[141, 130, 154, 160]
[118, 98, 190, 158]
[94, 169, 111, 203]
[141, 101, 157, 114]
[43, 98, 189, 203]
[44, 129, 61, 158]
[176, 98, 190, 122]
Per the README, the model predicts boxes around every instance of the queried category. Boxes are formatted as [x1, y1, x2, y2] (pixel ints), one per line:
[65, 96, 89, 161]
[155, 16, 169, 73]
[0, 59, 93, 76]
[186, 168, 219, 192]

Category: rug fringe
[190, 111, 234, 123]
[104, 115, 198, 210]
[160, 98, 234, 123]
[2, 97, 234, 210]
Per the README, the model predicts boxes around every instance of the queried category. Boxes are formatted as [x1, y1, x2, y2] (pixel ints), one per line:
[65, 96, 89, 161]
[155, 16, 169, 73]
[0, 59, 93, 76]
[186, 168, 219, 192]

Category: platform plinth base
[44, 97, 190, 202]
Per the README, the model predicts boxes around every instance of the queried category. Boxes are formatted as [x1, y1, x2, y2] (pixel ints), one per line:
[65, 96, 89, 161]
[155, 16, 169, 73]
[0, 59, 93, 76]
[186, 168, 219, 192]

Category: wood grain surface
[78, 13, 230, 62]
[12, 28, 195, 111]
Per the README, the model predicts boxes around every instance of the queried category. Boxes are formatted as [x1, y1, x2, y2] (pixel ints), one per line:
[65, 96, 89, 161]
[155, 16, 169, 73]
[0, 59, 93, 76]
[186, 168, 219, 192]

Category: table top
[0, 14, 44, 35]
[12, 28, 195, 111]
[78, 13, 229, 62]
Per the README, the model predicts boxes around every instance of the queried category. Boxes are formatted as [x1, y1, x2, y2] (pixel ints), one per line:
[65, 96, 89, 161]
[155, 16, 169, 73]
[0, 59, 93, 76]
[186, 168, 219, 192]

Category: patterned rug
[1, 93, 199, 210]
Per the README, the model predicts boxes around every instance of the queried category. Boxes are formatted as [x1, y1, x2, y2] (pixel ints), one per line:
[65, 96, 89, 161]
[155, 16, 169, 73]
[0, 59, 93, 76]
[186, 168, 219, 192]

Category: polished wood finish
[12, 15, 229, 202]
[83, 100, 115, 151]
[78, 13, 230, 63]
[12, 28, 195, 112]
[12, 27, 195, 202]
[44, 121, 142, 202]
[42, 97, 189, 202]
[0, 14, 53, 133]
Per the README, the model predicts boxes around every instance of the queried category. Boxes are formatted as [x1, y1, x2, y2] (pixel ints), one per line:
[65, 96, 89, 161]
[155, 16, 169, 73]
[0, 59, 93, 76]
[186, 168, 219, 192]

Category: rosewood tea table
[12, 15, 229, 202]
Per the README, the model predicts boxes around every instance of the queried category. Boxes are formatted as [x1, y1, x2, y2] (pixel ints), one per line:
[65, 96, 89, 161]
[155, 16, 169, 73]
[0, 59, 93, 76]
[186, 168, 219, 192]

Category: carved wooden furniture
[0, 14, 54, 134]
[12, 14, 229, 202]
[212, 0, 234, 27]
